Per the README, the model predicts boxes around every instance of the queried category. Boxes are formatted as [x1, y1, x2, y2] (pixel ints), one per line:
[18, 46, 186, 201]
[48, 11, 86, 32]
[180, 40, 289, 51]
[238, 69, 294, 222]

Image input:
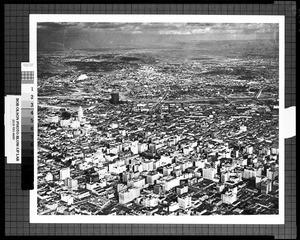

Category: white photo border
[30, 14, 285, 224]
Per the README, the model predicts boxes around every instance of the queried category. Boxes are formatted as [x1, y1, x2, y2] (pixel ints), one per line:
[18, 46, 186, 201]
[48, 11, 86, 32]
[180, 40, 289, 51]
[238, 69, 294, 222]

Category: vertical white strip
[29, 16, 38, 222]
[278, 16, 285, 224]
[29, 15, 37, 64]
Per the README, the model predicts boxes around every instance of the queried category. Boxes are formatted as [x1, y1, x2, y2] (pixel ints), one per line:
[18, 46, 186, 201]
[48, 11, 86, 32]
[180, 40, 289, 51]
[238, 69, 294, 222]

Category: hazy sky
[37, 22, 279, 51]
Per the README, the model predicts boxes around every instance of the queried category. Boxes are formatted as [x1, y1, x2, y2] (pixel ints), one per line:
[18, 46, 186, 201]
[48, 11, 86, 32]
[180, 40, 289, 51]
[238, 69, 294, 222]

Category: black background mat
[3, 2, 297, 238]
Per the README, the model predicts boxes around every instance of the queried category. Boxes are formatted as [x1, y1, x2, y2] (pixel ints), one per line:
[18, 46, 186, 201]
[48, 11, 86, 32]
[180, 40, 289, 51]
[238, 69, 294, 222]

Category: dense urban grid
[37, 36, 279, 216]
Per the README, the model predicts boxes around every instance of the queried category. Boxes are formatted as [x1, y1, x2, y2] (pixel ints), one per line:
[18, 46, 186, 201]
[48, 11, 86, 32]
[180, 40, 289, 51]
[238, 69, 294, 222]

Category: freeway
[38, 92, 276, 109]
[128, 97, 275, 104]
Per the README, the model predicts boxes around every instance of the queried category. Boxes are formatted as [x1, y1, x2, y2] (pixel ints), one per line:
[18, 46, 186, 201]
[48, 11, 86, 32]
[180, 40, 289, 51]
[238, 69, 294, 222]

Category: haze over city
[37, 22, 279, 50]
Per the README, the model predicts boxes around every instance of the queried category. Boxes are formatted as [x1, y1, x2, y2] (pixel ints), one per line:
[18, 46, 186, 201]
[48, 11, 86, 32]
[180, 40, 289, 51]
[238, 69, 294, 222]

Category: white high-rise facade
[78, 106, 83, 122]
[60, 167, 70, 180]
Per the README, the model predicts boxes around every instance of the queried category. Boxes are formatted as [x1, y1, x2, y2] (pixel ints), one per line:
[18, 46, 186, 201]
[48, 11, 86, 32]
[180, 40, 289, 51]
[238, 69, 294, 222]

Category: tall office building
[65, 178, 78, 190]
[119, 187, 140, 204]
[127, 177, 146, 189]
[202, 167, 217, 181]
[110, 93, 119, 105]
[162, 177, 180, 192]
[60, 167, 70, 180]
[176, 185, 188, 195]
[78, 106, 83, 122]
[153, 184, 163, 195]
[178, 193, 192, 209]
[146, 171, 160, 185]
[261, 179, 272, 194]
[221, 190, 238, 205]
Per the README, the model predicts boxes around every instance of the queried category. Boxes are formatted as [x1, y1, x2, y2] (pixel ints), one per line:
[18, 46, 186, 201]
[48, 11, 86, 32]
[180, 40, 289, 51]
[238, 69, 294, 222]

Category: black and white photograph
[30, 15, 285, 224]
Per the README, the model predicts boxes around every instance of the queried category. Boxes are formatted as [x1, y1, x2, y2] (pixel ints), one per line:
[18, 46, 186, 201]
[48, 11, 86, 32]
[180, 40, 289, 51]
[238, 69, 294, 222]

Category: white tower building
[78, 106, 83, 122]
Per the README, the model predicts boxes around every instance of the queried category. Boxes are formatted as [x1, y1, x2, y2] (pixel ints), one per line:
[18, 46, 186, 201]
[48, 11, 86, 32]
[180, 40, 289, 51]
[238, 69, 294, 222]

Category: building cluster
[37, 49, 279, 216]
[37, 100, 279, 216]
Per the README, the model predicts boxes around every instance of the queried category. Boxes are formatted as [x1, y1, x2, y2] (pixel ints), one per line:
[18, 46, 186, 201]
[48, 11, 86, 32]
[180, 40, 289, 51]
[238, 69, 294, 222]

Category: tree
[61, 111, 71, 120]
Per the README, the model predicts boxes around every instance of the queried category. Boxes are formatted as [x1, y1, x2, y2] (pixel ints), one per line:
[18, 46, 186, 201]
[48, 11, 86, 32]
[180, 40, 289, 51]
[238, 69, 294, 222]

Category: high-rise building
[117, 183, 128, 193]
[142, 159, 154, 172]
[119, 187, 140, 204]
[153, 184, 163, 195]
[141, 196, 159, 208]
[261, 179, 272, 194]
[61, 193, 74, 205]
[64, 178, 78, 190]
[146, 171, 160, 185]
[138, 142, 148, 153]
[89, 172, 100, 183]
[221, 190, 238, 204]
[221, 171, 230, 183]
[176, 185, 188, 195]
[130, 141, 139, 155]
[202, 167, 217, 180]
[149, 143, 156, 153]
[255, 176, 262, 189]
[127, 176, 146, 189]
[110, 93, 119, 104]
[178, 193, 192, 209]
[243, 167, 256, 179]
[267, 167, 279, 181]
[160, 155, 172, 166]
[121, 171, 131, 183]
[245, 146, 253, 154]
[60, 167, 70, 180]
[162, 177, 180, 192]
[163, 166, 173, 176]
[78, 106, 83, 122]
